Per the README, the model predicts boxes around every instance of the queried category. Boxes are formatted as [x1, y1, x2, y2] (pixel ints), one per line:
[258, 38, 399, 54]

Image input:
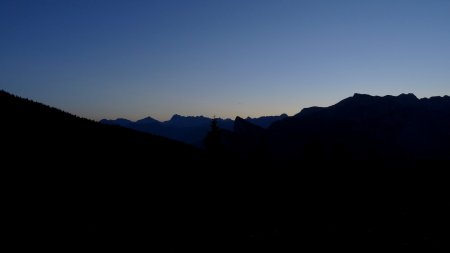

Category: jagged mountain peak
[242, 114, 289, 128]
[295, 106, 325, 117]
[136, 116, 160, 124]
[100, 118, 133, 126]
[234, 116, 264, 135]
[331, 93, 420, 109]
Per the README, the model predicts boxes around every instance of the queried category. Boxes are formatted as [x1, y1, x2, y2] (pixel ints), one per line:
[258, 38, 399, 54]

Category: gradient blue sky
[1, 0, 450, 121]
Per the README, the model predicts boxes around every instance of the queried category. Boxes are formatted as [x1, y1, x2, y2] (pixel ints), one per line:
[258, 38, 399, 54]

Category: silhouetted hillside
[1, 90, 200, 167]
[1, 91, 222, 251]
[3, 90, 450, 251]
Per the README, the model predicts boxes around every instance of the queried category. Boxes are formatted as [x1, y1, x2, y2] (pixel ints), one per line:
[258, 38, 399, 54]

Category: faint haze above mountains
[1, 0, 450, 120]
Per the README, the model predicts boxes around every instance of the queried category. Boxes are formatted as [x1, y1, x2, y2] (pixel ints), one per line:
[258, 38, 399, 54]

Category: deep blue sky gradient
[1, 0, 450, 120]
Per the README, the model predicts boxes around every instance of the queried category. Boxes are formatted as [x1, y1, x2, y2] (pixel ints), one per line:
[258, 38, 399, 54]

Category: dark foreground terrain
[2, 90, 449, 251]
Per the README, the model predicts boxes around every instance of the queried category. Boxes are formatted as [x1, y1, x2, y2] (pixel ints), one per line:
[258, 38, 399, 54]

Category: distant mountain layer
[100, 113, 288, 146]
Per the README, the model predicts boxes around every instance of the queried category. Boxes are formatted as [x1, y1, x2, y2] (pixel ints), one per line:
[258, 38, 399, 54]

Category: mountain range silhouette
[101, 113, 287, 146]
[2, 90, 450, 251]
[266, 93, 450, 163]
[103, 92, 450, 165]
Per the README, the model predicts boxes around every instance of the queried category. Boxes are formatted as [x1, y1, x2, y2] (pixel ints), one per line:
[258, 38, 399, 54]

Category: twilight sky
[1, 0, 450, 121]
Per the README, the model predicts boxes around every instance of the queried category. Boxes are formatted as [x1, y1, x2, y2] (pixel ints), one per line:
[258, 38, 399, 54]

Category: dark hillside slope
[0, 90, 215, 251]
[1, 90, 202, 189]
[1, 91, 294, 252]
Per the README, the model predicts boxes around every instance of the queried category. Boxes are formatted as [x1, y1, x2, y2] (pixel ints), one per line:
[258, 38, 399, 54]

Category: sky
[1, 0, 450, 121]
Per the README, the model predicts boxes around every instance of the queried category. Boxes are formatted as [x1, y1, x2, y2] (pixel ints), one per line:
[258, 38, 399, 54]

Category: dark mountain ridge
[267, 93, 450, 163]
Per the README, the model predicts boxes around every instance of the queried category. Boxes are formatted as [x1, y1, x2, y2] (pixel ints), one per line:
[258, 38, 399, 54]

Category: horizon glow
[1, 0, 450, 121]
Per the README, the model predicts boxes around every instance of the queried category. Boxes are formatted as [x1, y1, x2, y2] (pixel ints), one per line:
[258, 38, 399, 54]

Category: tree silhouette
[203, 118, 222, 155]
